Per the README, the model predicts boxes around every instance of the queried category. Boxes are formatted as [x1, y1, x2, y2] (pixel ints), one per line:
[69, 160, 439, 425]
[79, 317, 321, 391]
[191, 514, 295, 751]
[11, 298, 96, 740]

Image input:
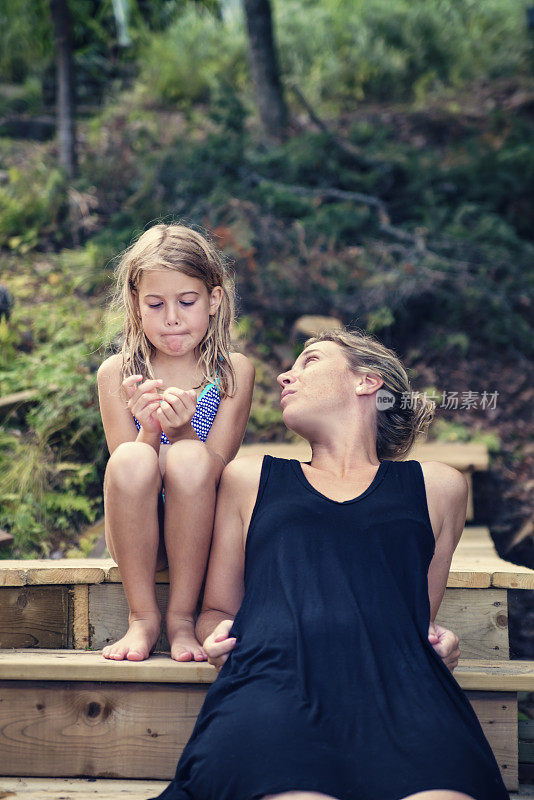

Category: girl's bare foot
[102, 610, 162, 661]
[166, 613, 207, 662]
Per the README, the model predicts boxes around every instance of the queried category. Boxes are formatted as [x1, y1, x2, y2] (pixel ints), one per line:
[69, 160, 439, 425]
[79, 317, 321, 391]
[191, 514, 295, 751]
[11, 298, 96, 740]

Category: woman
[150, 328, 509, 800]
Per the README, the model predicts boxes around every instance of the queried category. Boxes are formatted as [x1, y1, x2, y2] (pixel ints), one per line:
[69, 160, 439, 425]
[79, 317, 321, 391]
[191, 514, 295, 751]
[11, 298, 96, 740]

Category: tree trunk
[242, 0, 289, 141]
[50, 0, 76, 178]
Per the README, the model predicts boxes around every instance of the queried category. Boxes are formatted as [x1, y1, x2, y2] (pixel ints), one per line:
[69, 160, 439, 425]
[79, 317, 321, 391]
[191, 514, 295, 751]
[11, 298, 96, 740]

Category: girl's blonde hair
[111, 223, 237, 398]
[304, 327, 435, 460]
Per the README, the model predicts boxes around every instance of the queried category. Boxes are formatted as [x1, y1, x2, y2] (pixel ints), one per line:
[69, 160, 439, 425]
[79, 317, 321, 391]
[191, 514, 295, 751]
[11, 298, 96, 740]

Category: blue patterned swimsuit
[132, 371, 221, 502]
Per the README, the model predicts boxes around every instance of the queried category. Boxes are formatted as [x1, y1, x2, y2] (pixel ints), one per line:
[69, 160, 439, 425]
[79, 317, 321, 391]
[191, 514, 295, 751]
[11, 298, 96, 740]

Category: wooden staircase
[0, 441, 533, 798]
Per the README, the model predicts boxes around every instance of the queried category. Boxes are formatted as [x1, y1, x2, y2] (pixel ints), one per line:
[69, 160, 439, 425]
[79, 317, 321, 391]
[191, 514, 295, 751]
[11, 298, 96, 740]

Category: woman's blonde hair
[304, 327, 435, 460]
[111, 223, 237, 399]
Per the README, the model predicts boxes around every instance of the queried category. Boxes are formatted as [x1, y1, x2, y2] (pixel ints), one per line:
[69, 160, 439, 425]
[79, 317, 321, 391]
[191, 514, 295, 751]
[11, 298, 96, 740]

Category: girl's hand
[203, 619, 236, 672]
[122, 374, 163, 435]
[156, 386, 198, 443]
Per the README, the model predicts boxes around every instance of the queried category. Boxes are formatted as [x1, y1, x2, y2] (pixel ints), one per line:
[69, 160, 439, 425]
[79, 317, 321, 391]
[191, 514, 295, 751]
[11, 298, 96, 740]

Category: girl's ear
[131, 289, 140, 316]
[209, 285, 223, 316]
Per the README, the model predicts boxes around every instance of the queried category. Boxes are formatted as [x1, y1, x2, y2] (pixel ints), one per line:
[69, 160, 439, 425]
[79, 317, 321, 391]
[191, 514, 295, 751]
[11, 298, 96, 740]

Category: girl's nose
[165, 307, 180, 326]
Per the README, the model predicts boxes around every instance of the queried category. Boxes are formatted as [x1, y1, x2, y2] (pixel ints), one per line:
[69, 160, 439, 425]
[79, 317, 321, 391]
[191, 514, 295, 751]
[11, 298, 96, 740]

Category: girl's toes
[172, 646, 194, 662]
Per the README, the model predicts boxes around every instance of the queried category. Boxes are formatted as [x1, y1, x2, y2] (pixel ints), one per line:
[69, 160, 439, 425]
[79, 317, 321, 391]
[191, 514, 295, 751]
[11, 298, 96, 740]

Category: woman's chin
[282, 408, 308, 439]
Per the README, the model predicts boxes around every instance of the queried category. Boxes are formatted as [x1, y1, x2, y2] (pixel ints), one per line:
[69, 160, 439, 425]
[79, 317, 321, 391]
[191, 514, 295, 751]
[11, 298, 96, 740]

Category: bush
[273, 0, 529, 105]
[135, 5, 248, 107]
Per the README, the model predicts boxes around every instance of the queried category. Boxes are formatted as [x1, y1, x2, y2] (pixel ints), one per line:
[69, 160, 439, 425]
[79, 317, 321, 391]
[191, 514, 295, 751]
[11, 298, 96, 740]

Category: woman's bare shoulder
[419, 460, 469, 515]
[220, 453, 265, 500]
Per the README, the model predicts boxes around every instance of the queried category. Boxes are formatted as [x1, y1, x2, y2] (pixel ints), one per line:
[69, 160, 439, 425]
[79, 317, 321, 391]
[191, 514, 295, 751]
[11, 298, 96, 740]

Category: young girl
[97, 223, 255, 664]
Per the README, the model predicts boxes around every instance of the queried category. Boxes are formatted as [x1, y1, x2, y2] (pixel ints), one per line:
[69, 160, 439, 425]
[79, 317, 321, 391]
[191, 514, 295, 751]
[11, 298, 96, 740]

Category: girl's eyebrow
[144, 291, 200, 298]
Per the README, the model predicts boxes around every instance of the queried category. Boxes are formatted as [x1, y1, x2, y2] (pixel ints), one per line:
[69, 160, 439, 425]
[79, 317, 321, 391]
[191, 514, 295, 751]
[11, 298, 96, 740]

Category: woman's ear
[355, 372, 384, 395]
[209, 286, 223, 316]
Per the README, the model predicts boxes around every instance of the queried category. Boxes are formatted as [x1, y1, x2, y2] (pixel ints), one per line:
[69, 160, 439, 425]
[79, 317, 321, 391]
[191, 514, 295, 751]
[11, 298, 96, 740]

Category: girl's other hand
[203, 619, 236, 672]
[156, 386, 197, 443]
[122, 374, 163, 435]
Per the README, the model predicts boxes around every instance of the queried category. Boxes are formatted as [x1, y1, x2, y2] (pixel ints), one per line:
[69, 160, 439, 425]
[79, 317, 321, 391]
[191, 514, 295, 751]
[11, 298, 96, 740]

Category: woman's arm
[421, 461, 469, 623]
[203, 353, 255, 468]
[196, 455, 264, 670]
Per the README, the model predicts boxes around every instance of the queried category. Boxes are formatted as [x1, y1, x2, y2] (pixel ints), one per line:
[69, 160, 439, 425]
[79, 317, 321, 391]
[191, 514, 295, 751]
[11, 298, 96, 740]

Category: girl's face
[133, 269, 222, 358]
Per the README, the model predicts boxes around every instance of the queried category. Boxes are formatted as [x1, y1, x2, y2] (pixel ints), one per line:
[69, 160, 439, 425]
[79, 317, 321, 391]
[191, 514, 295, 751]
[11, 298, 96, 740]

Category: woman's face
[133, 269, 222, 358]
[276, 341, 361, 438]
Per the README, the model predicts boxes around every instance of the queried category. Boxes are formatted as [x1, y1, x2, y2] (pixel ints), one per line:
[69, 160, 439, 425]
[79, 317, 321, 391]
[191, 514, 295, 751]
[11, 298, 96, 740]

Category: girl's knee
[164, 440, 219, 489]
[105, 441, 161, 492]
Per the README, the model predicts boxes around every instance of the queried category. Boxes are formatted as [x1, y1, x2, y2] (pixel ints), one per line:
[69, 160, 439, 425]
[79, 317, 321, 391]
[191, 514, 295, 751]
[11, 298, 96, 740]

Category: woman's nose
[276, 371, 294, 388]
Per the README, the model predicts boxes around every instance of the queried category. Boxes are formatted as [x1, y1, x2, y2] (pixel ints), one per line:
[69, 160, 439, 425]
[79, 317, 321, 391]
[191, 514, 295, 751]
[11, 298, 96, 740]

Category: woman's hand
[428, 621, 460, 672]
[203, 619, 237, 672]
[123, 375, 163, 435]
[156, 386, 197, 443]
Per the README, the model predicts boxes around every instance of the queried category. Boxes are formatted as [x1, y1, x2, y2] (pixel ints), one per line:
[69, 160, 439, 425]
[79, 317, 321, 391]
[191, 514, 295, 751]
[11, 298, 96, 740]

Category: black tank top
[151, 455, 510, 800]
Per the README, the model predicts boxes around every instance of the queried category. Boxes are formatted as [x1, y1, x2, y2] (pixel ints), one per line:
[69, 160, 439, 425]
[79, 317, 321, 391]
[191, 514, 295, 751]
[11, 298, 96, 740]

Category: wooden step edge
[0, 650, 533, 691]
[2, 778, 532, 799]
[8, 525, 534, 591]
[0, 649, 217, 683]
[0, 777, 530, 800]
[0, 559, 170, 586]
[0, 776, 170, 798]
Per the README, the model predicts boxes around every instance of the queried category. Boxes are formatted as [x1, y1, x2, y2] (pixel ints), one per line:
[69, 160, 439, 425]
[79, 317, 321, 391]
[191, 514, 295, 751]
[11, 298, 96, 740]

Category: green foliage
[0, 159, 68, 252]
[274, 0, 529, 105]
[0, 255, 106, 556]
[135, 4, 247, 107]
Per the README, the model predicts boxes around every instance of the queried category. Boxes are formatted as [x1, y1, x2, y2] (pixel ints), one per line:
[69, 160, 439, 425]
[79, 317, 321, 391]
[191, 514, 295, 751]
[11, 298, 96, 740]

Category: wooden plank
[72, 585, 89, 649]
[0, 561, 107, 587]
[466, 690, 517, 790]
[0, 651, 216, 683]
[0, 776, 170, 799]
[0, 678, 515, 787]
[89, 580, 509, 660]
[0, 650, 533, 691]
[89, 584, 171, 652]
[0, 680, 206, 779]
[435, 588, 508, 660]
[4, 777, 534, 800]
[0, 588, 71, 649]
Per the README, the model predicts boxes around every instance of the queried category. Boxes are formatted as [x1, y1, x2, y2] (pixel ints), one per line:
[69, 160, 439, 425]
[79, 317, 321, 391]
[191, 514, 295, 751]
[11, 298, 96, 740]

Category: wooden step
[0, 776, 169, 799]
[0, 650, 522, 789]
[0, 527, 526, 589]
[1, 776, 530, 800]
[1, 527, 531, 659]
[0, 649, 532, 690]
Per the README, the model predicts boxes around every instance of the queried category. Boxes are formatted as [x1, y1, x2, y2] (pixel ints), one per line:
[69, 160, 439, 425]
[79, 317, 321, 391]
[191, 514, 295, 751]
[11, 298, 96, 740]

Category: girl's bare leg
[101, 441, 163, 661]
[162, 439, 222, 662]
